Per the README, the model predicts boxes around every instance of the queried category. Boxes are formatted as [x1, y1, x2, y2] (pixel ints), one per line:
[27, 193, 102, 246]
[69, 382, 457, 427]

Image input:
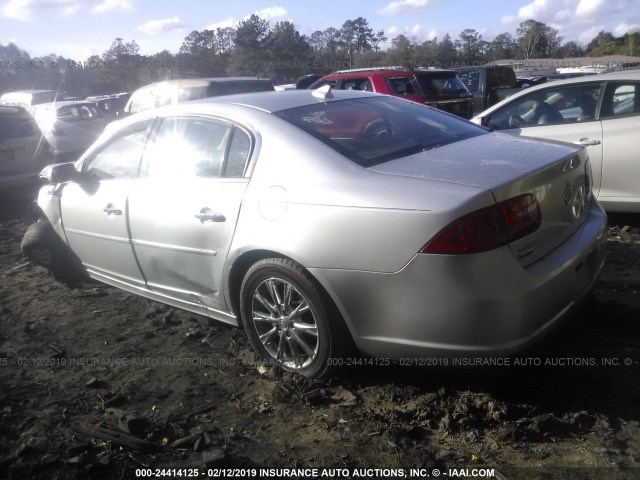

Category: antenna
[312, 84, 333, 100]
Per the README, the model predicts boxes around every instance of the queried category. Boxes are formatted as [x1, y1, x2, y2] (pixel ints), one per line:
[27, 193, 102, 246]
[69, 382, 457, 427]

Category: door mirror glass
[39, 162, 78, 184]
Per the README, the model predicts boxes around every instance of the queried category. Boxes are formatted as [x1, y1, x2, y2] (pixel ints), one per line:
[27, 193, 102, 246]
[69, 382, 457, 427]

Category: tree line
[1, 15, 638, 98]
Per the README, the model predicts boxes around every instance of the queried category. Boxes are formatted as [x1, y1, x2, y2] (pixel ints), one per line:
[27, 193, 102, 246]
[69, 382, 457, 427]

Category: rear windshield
[275, 96, 485, 167]
[414, 72, 469, 96]
[0, 114, 38, 139]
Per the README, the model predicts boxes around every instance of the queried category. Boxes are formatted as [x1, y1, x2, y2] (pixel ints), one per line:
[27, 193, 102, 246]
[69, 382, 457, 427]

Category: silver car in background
[472, 70, 640, 213]
[30, 101, 107, 163]
[23, 89, 607, 378]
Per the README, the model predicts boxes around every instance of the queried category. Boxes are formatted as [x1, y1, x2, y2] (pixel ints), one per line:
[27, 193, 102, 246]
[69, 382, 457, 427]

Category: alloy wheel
[251, 277, 320, 369]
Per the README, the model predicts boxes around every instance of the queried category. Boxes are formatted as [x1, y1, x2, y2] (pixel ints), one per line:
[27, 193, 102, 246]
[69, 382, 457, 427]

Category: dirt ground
[0, 195, 639, 480]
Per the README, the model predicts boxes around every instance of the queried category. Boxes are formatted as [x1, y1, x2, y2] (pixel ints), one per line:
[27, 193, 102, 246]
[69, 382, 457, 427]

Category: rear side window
[275, 97, 485, 167]
[415, 73, 468, 96]
[386, 76, 418, 95]
[225, 128, 252, 177]
[601, 82, 640, 118]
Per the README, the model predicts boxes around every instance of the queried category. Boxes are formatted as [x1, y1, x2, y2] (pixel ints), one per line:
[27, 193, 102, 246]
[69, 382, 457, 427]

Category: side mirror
[39, 162, 78, 184]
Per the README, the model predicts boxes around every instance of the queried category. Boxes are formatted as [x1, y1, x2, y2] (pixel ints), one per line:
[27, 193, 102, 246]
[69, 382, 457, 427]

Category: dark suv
[309, 67, 474, 119]
[0, 105, 53, 195]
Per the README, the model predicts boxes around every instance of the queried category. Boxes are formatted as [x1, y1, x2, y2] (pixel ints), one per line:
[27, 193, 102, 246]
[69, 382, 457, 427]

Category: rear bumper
[311, 202, 608, 360]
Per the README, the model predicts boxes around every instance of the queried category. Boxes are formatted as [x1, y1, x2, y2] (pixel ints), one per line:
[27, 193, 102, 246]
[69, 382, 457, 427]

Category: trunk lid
[369, 132, 593, 267]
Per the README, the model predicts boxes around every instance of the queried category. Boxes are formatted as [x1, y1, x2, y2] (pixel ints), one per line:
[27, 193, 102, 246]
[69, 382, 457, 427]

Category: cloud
[253, 6, 287, 20]
[137, 16, 184, 35]
[499, 0, 639, 43]
[3, 0, 67, 20]
[614, 22, 640, 36]
[91, 0, 133, 14]
[1, 0, 132, 20]
[377, 0, 439, 16]
[502, 0, 628, 25]
[387, 24, 438, 41]
[204, 7, 288, 32]
[206, 17, 237, 31]
[575, 0, 608, 17]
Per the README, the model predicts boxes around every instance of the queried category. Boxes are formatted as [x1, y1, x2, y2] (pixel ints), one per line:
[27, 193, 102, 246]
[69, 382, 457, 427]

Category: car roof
[192, 88, 379, 113]
[33, 100, 96, 108]
[139, 77, 271, 88]
[507, 69, 640, 94]
[1, 89, 56, 95]
[322, 68, 457, 79]
[110, 89, 380, 130]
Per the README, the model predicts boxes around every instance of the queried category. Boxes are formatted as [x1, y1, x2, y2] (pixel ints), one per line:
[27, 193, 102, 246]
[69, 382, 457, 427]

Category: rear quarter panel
[224, 113, 493, 274]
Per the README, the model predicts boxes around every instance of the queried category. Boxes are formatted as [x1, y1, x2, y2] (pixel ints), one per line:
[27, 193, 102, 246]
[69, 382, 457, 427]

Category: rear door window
[144, 117, 232, 179]
[142, 116, 252, 179]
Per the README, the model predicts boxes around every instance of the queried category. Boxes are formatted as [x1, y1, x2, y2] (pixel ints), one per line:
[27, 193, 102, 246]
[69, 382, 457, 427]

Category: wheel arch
[226, 249, 349, 337]
[227, 249, 290, 326]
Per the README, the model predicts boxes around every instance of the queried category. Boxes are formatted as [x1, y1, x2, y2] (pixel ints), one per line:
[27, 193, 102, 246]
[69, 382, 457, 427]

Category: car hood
[368, 131, 581, 198]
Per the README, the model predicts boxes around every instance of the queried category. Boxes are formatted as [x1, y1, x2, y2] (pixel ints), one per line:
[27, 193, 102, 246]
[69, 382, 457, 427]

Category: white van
[124, 78, 274, 114]
[0, 90, 58, 108]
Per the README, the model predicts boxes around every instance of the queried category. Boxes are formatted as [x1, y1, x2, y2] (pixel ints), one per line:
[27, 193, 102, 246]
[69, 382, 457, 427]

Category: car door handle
[195, 208, 226, 223]
[577, 138, 601, 146]
[103, 203, 122, 216]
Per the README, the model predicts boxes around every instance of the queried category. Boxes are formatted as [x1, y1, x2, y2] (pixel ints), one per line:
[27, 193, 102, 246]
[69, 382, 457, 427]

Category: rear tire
[240, 258, 350, 379]
[21, 221, 87, 285]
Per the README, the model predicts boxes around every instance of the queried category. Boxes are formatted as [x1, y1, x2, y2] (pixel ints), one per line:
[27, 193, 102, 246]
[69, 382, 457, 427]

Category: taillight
[422, 194, 541, 254]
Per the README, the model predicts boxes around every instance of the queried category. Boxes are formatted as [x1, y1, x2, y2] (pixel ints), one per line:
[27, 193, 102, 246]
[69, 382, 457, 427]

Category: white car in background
[30, 101, 107, 163]
[472, 70, 640, 213]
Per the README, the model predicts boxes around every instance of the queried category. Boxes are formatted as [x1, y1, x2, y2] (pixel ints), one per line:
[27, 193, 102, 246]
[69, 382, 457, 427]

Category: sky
[1, 0, 639, 60]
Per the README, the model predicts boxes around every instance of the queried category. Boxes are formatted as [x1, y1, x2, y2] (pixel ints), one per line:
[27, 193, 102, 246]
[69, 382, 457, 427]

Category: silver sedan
[23, 88, 607, 378]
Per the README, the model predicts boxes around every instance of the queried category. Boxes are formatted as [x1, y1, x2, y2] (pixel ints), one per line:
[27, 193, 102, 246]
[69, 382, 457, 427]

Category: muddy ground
[0, 195, 639, 480]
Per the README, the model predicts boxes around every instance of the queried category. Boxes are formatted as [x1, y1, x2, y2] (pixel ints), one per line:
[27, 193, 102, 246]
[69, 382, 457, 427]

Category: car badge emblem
[563, 182, 572, 206]
[572, 184, 585, 219]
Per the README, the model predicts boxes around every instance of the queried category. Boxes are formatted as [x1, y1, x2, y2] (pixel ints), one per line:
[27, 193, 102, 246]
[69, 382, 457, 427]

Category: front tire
[21, 221, 87, 285]
[240, 258, 349, 379]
